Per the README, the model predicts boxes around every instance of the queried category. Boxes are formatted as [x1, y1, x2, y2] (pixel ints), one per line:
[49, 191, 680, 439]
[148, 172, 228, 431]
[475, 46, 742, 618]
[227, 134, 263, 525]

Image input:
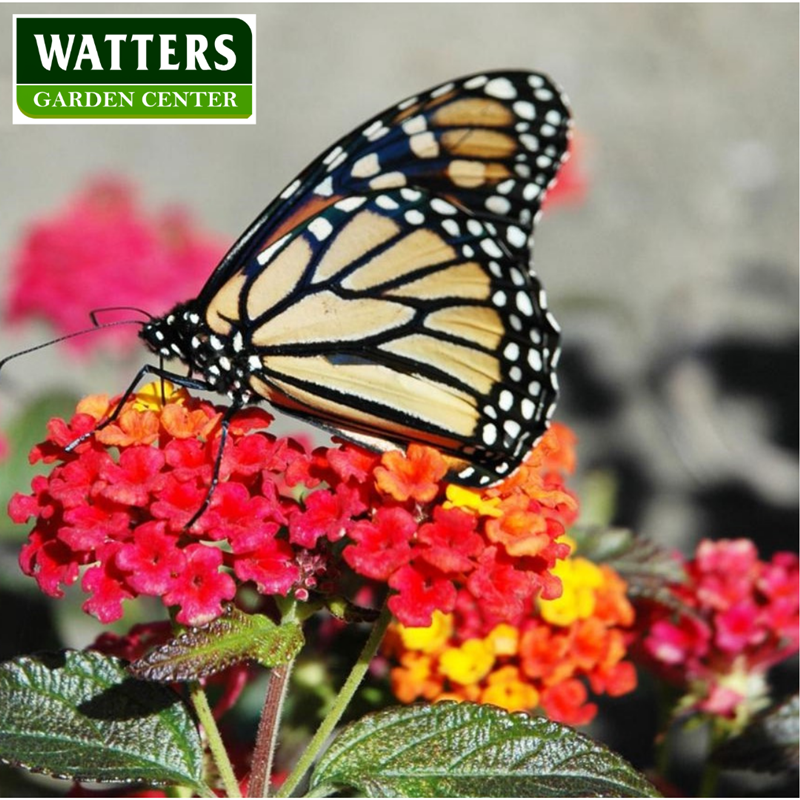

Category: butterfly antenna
[0, 319, 145, 373]
[89, 306, 154, 326]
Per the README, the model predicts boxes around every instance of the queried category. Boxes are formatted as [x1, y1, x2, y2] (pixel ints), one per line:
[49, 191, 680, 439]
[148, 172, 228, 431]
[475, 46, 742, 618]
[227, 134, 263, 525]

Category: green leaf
[309, 702, 659, 797]
[711, 695, 799, 773]
[130, 605, 304, 682]
[0, 650, 205, 790]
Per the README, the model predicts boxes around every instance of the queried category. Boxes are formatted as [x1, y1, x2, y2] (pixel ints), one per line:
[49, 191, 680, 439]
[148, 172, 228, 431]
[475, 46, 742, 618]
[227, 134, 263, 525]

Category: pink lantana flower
[636, 538, 799, 724]
[7, 177, 226, 354]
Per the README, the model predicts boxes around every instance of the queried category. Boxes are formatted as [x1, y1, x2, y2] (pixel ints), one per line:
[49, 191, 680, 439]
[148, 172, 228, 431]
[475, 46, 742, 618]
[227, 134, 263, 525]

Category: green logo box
[13, 14, 256, 123]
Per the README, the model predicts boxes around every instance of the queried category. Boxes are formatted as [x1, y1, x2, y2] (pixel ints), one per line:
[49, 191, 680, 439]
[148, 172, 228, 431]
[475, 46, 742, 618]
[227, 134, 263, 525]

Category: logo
[13, 14, 256, 124]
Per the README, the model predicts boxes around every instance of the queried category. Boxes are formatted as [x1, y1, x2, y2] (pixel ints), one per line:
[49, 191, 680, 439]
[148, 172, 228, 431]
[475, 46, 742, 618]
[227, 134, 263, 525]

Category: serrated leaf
[712, 695, 799, 773]
[309, 702, 659, 797]
[0, 650, 205, 790]
[130, 605, 304, 682]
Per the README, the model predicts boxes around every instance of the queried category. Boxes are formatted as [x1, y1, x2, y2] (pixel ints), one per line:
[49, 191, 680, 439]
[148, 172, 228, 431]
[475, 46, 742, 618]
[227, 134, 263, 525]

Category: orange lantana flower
[375, 444, 448, 503]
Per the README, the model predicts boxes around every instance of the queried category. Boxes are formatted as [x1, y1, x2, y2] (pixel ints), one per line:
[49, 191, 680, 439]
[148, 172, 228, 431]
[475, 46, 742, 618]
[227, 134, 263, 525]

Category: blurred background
[0, 2, 797, 795]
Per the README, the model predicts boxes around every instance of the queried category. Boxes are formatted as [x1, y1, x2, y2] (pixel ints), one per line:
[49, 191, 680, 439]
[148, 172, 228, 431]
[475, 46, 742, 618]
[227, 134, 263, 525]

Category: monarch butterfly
[133, 70, 571, 488]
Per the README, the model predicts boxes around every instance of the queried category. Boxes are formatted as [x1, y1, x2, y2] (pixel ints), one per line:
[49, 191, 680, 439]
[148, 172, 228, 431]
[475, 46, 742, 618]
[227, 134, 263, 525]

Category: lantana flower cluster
[9, 385, 575, 630]
[635, 538, 799, 723]
[384, 540, 637, 726]
[7, 177, 226, 353]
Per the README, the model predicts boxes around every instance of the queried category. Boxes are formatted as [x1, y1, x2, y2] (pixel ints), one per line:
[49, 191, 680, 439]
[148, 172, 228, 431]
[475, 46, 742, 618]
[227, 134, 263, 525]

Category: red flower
[233, 538, 300, 596]
[115, 521, 185, 595]
[541, 679, 597, 726]
[416, 507, 483, 574]
[288, 483, 365, 548]
[82, 544, 135, 624]
[10, 387, 576, 633]
[163, 544, 236, 627]
[389, 563, 457, 627]
[344, 507, 416, 581]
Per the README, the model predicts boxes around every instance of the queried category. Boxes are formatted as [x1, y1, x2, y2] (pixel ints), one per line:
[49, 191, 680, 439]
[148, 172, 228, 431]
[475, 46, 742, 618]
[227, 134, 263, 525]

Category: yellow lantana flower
[439, 639, 495, 685]
[397, 610, 453, 654]
[540, 556, 604, 627]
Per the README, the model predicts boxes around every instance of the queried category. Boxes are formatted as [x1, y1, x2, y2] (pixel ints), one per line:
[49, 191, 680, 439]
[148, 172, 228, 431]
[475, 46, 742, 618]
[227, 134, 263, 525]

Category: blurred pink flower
[543, 134, 588, 209]
[636, 539, 799, 722]
[6, 177, 227, 354]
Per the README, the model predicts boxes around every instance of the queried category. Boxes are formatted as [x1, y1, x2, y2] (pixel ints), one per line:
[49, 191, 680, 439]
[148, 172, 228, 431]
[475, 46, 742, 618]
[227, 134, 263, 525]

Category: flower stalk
[189, 681, 241, 798]
[276, 602, 393, 798]
[249, 660, 295, 798]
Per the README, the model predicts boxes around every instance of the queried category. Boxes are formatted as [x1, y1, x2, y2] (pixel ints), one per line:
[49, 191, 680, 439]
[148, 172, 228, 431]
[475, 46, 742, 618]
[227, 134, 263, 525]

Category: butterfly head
[139, 302, 197, 365]
[140, 302, 256, 403]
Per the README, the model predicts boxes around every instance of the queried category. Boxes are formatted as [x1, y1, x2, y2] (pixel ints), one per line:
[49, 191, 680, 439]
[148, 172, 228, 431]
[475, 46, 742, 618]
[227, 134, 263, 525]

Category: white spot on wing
[375, 194, 399, 210]
[308, 217, 334, 241]
[314, 176, 334, 197]
[351, 153, 381, 178]
[431, 198, 457, 215]
[481, 239, 503, 258]
[442, 219, 460, 236]
[323, 145, 344, 165]
[464, 75, 488, 89]
[484, 77, 516, 99]
[486, 196, 511, 215]
[369, 171, 406, 190]
[402, 115, 427, 135]
[513, 101, 536, 120]
[506, 225, 527, 249]
[280, 178, 301, 199]
[335, 196, 367, 212]
[257, 234, 290, 265]
[431, 82, 455, 98]
[410, 131, 439, 158]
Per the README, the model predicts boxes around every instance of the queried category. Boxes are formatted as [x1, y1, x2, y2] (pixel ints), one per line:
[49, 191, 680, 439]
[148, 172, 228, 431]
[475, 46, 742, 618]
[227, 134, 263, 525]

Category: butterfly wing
[198, 71, 570, 301]
[192, 70, 571, 486]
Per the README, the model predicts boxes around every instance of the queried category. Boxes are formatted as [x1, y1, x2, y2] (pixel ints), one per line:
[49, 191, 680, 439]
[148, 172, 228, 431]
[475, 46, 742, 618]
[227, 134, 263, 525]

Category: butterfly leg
[64, 362, 212, 452]
[183, 399, 242, 530]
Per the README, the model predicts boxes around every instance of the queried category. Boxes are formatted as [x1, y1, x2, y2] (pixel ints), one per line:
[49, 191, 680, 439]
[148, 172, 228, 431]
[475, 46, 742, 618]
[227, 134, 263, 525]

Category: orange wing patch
[206, 273, 246, 335]
[251, 292, 414, 347]
[255, 356, 479, 436]
[343, 229, 457, 291]
[425, 306, 504, 350]
[384, 262, 491, 302]
[379, 334, 501, 395]
[247, 237, 313, 320]
[431, 97, 515, 128]
[441, 129, 518, 159]
[314, 211, 401, 283]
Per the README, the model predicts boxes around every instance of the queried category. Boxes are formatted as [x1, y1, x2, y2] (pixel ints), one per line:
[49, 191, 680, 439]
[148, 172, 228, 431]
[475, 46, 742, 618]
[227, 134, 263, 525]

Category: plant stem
[654, 684, 672, 780]
[698, 719, 723, 797]
[698, 760, 720, 798]
[249, 660, 295, 798]
[190, 681, 241, 798]
[275, 601, 393, 798]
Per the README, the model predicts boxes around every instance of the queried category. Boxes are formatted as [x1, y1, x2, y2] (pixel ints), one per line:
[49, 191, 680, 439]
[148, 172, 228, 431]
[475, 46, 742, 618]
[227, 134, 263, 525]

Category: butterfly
[138, 70, 572, 488]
